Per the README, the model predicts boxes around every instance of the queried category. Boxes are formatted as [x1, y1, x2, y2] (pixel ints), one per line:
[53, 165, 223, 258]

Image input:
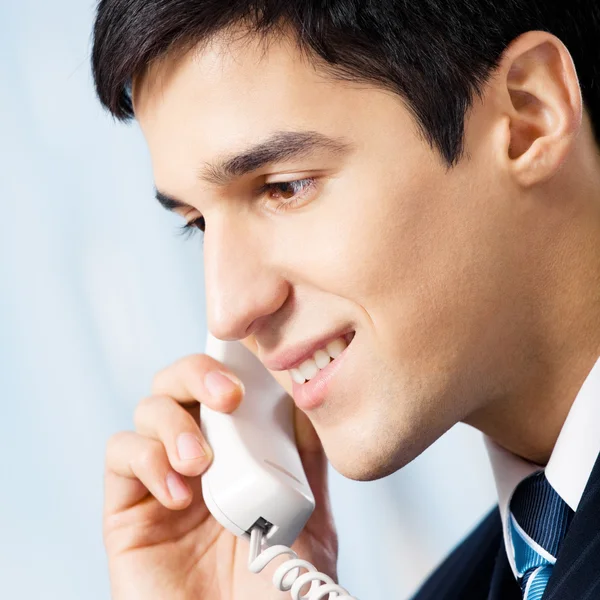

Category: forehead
[133, 26, 411, 195]
[133, 28, 339, 115]
[135, 33, 335, 132]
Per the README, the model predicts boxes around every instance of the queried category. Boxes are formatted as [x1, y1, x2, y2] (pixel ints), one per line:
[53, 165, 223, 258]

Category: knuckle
[151, 353, 209, 394]
[133, 395, 156, 427]
[151, 367, 169, 394]
[136, 440, 163, 471]
[105, 431, 127, 459]
[180, 353, 211, 374]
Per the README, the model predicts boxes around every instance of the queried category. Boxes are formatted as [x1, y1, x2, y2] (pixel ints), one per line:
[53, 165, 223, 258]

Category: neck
[466, 138, 600, 466]
[472, 349, 600, 466]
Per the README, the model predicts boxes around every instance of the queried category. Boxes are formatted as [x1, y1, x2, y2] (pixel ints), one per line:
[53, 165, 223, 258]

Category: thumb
[294, 406, 330, 512]
[293, 405, 337, 555]
[294, 404, 323, 455]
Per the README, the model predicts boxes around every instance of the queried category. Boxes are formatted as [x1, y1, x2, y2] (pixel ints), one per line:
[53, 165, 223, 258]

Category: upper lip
[260, 327, 355, 372]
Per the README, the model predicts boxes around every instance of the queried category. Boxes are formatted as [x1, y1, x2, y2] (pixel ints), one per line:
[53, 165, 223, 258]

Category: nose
[203, 216, 289, 341]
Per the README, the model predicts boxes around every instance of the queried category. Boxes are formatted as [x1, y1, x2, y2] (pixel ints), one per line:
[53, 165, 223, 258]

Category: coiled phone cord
[248, 526, 358, 600]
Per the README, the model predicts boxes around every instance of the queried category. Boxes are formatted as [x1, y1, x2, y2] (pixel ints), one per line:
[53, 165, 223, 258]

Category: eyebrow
[155, 129, 353, 211]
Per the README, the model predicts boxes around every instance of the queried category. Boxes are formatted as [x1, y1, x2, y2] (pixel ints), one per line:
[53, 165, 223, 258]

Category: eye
[261, 177, 318, 213]
[176, 177, 317, 241]
[178, 215, 205, 240]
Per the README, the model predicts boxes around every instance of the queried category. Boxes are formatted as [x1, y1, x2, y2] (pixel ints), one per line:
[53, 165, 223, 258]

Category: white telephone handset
[200, 331, 315, 546]
[200, 332, 358, 599]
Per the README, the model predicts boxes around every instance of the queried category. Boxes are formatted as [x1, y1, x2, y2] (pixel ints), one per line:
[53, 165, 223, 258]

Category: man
[91, 1, 600, 598]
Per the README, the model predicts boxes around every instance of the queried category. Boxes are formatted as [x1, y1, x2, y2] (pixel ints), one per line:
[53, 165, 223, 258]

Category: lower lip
[291, 339, 353, 411]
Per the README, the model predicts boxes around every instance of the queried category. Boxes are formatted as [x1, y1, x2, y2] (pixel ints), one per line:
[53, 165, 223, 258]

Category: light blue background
[0, 2, 497, 598]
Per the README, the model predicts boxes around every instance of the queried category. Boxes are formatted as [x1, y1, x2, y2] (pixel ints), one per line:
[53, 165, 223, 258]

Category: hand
[103, 336, 339, 599]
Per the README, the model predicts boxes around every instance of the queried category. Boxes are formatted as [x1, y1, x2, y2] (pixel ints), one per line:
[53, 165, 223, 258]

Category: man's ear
[494, 31, 583, 187]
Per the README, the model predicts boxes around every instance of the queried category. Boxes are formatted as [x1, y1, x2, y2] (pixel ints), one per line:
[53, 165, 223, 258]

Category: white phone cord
[247, 526, 358, 600]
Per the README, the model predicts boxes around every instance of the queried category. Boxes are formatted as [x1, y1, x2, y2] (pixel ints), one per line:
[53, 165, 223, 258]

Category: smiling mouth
[288, 331, 355, 384]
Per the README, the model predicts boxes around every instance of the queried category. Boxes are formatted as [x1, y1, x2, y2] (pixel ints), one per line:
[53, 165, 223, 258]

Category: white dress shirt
[485, 356, 600, 578]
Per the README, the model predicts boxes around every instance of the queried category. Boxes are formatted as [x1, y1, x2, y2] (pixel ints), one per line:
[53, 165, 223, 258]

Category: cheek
[370, 182, 523, 388]
[266, 171, 452, 328]
[298, 167, 455, 303]
[305, 164, 517, 363]
[268, 158, 514, 351]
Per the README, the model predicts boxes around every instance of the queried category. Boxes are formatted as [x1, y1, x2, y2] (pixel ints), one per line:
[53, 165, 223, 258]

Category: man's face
[134, 29, 531, 480]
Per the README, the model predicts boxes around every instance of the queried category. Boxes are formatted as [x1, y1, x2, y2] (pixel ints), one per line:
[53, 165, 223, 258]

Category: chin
[322, 427, 436, 482]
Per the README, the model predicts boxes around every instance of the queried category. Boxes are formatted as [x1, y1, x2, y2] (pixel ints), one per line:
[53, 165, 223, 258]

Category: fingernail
[177, 433, 205, 461]
[204, 370, 243, 398]
[166, 472, 189, 501]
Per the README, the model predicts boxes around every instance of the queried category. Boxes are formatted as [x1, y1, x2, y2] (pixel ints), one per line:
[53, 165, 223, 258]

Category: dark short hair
[91, 0, 600, 165]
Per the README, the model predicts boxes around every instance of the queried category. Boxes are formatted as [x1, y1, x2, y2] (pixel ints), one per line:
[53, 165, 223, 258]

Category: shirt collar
[485, 355, 600, 577]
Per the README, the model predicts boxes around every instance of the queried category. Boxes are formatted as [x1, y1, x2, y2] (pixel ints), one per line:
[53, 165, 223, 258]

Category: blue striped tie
[508, 471, 574, 599]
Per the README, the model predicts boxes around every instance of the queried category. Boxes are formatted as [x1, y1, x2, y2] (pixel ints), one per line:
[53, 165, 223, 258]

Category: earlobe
[501, 31, 582, 187]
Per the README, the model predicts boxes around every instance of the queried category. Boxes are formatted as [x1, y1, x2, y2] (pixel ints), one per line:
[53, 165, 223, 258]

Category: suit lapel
[543, 451, 600, 600]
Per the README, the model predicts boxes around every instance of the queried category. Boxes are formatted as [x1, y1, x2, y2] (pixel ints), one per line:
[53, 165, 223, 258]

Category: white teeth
[289, 368, 305, 384]
[313, 349, 331, 369]
[288, 333, 353, 384]
[298, 358, 319, 381]
[325, 337, 347, 359]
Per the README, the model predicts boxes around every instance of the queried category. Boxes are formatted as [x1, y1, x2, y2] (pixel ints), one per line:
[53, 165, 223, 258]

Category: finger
[293, 409, 334, 533]
[151, 353, 245, 412]
[104, 431, 193, 514]
[295, 408, 329, 503]
[294, 405, 323, 455]
[134, 395, 212, 478]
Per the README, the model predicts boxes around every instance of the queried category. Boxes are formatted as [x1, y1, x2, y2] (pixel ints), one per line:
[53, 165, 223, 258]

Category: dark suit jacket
[412, 452, 600, 600]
